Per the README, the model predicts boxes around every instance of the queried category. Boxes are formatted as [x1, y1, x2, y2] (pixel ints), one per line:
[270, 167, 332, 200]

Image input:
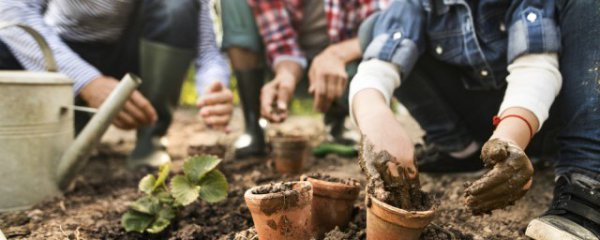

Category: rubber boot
[234, 69, 267, 158]
[128, 40, 195, 169]
[324, 100, 356, 146]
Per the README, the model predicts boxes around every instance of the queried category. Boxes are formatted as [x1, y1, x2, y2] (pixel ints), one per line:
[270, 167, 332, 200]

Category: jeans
[392, 0, 600, 174]
[0, 0, 199, 134]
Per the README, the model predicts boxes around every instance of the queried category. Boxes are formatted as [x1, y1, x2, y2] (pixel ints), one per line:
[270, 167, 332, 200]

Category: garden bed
[0, 109, 554, 239]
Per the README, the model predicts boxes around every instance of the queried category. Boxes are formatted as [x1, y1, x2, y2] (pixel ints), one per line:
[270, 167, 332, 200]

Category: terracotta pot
[244, 181, 313, 240]
[271, 136, 309, 174]
[303, 175, 360, 238]
[365, 195, 435, 240]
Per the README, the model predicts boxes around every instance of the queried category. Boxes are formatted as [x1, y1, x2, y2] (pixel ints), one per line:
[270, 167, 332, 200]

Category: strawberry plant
[121, 155, 228, 234]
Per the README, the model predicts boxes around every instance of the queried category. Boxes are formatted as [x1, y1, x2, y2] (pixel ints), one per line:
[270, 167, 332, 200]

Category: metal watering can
[0, 23, 141, 212]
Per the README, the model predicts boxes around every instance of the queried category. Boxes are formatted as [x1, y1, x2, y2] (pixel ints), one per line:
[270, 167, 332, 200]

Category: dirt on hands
[465, 138, 534, 214]
[359, 138, 431, 211]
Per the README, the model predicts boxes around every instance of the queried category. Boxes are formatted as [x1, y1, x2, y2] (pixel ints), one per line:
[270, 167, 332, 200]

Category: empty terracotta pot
[302, 175, 360, 238]
[365, 195, 435, 240]
[271, 135, 309, 174]
[244, 181, 313, 240]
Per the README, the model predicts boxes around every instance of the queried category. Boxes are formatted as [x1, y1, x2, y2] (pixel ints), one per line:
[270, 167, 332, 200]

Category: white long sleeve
[348, 59, 401, 123]
[499, 53, 562, 131]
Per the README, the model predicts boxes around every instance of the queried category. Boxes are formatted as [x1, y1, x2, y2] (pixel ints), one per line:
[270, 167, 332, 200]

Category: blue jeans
[0, 0, 199, 134]
[392, 0, 600, 175]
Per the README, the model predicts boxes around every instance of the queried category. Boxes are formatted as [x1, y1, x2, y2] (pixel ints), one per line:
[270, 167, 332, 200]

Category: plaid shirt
[247, 0, 389, 68]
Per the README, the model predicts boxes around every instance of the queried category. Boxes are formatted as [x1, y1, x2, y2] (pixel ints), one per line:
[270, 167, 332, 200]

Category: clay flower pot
[301, 174, 360, 238]
[365, 195, 435, 240]
[244, 181, 313, 240]
[271, 135, 309, 174]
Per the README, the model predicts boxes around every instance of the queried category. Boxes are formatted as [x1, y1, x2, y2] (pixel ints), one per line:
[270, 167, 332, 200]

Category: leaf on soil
[121, 211, 154, 233]
[170, 175, 200, 206]
[153, 164, 171, 190]
[199, 170, 228, 203]
[139, 174, 156, 195]
[129, 196, 160, 215]
[146, 207, 176, 234]
[183, 155, 222, 183]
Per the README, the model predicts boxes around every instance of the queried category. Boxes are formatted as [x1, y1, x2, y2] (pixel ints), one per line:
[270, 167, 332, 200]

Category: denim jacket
[362, 0, 560, 90]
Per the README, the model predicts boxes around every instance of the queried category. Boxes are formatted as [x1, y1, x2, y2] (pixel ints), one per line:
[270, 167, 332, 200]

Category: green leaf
[121, 210, 154, 233]
[183, 155, 222, 183]
[153, 164, 171, 190]
[146, 207, 176, 234]
[170, 175, 200, 206]
[130, 196, 160, 215]
[147, 218, 171, 234]
[199, 170, 228, 203]
[139, 174, 156, 195]
[156, 191, 174, 204]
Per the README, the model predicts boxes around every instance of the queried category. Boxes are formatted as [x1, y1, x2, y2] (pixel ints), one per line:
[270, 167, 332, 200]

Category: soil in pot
[271, 134, 310, 174]
[300, 173, 360, 238]
[359, 139, 435, 240]
[244, 181, 313, 240]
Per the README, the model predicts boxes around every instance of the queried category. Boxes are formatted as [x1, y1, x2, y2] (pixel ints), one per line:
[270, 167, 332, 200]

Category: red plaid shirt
[247, 0, 389, 68]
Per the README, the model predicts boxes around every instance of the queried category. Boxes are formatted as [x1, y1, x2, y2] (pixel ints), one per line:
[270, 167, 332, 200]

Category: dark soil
[301, 173, 360, 187]
[0, 109, 556, 239]
[251, 182, 295, 195]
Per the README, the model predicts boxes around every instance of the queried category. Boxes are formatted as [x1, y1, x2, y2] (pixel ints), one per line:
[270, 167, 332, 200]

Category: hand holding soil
[359, 137, 428, 211]
[465, 138, 534, 214]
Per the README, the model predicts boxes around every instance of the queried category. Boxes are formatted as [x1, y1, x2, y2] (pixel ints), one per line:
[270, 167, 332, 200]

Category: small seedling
[121, 155, 228, 234]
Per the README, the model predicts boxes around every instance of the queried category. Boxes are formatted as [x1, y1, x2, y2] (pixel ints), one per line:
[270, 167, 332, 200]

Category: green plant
[121, 155, 228, 234]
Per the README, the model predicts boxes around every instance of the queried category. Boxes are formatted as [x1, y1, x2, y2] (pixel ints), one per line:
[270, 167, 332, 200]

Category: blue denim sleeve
[507, 0, 560, 63]
[361, 0, 426, 77]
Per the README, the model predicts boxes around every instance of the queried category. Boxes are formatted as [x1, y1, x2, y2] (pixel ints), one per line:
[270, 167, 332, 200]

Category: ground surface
[0, 108, 555, 240]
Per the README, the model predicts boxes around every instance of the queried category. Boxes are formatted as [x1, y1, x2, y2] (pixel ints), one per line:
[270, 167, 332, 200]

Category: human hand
[465, 138, 534, 214]
[79, 75, 157, 130]
[308, 48, 348, 113]
[355, 90, 419, 208]
[197, 81, 233, 131]
[260, 73, 296, 123]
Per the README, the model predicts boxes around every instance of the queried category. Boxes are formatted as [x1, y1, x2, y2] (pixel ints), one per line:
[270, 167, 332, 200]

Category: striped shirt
[0, 0, 230, 95]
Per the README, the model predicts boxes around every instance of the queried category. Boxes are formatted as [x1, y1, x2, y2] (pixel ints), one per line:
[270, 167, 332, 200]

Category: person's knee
[142, 0, 199, 48]
[221, 0, 262, 52]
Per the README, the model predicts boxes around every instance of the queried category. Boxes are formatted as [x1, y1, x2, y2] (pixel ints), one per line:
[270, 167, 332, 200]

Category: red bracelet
[493, 114, 534, 139]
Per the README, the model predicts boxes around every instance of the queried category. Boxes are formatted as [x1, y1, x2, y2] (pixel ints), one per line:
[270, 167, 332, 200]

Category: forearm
[491, 107, 539, 149]
[353, 89, 394, 129]
[325, 38, 362, 64]
[273, 60, 304, 85]
[0, 0, 101, 94]
[493, 53, 561, 149]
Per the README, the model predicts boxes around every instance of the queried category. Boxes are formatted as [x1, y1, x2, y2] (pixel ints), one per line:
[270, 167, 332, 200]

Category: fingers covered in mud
[359, 137, 431, 211]
[465, 138, 534, 214]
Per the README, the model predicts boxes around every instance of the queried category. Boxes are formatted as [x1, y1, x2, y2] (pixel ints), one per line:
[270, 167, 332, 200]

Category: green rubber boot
[128, 40, 196, 169]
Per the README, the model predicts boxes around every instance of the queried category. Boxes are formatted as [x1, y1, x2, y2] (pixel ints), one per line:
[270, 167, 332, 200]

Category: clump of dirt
[301, 173, 360, 187]
[251, 182, 295, 195]
[359, 138, 432, 211]
[188, 144, 228, 159]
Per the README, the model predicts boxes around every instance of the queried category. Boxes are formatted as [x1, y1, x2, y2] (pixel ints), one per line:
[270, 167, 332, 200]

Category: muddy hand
[465, 138, 533, 214]
[359, 137, 421, 209]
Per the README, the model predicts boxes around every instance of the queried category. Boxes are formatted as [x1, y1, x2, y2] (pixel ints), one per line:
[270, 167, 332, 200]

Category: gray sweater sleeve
[0, 0, 101, 94]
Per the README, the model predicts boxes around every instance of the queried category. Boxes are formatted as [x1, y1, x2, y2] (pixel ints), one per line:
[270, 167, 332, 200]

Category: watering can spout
[57, 74, 141, 189]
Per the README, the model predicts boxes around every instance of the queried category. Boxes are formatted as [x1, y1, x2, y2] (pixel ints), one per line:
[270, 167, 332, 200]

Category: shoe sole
[526, 219, 598, 240]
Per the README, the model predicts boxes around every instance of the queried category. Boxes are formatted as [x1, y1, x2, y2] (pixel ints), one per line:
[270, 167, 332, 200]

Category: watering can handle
[0, 22, 58, 72]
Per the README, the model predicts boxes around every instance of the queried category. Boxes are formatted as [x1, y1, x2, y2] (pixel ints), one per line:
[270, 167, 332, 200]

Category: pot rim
[0, 71, 71, 85]
[367, 195, 435, 228]
[244, 181, 312, 201]
[303, 177, 360, 200]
